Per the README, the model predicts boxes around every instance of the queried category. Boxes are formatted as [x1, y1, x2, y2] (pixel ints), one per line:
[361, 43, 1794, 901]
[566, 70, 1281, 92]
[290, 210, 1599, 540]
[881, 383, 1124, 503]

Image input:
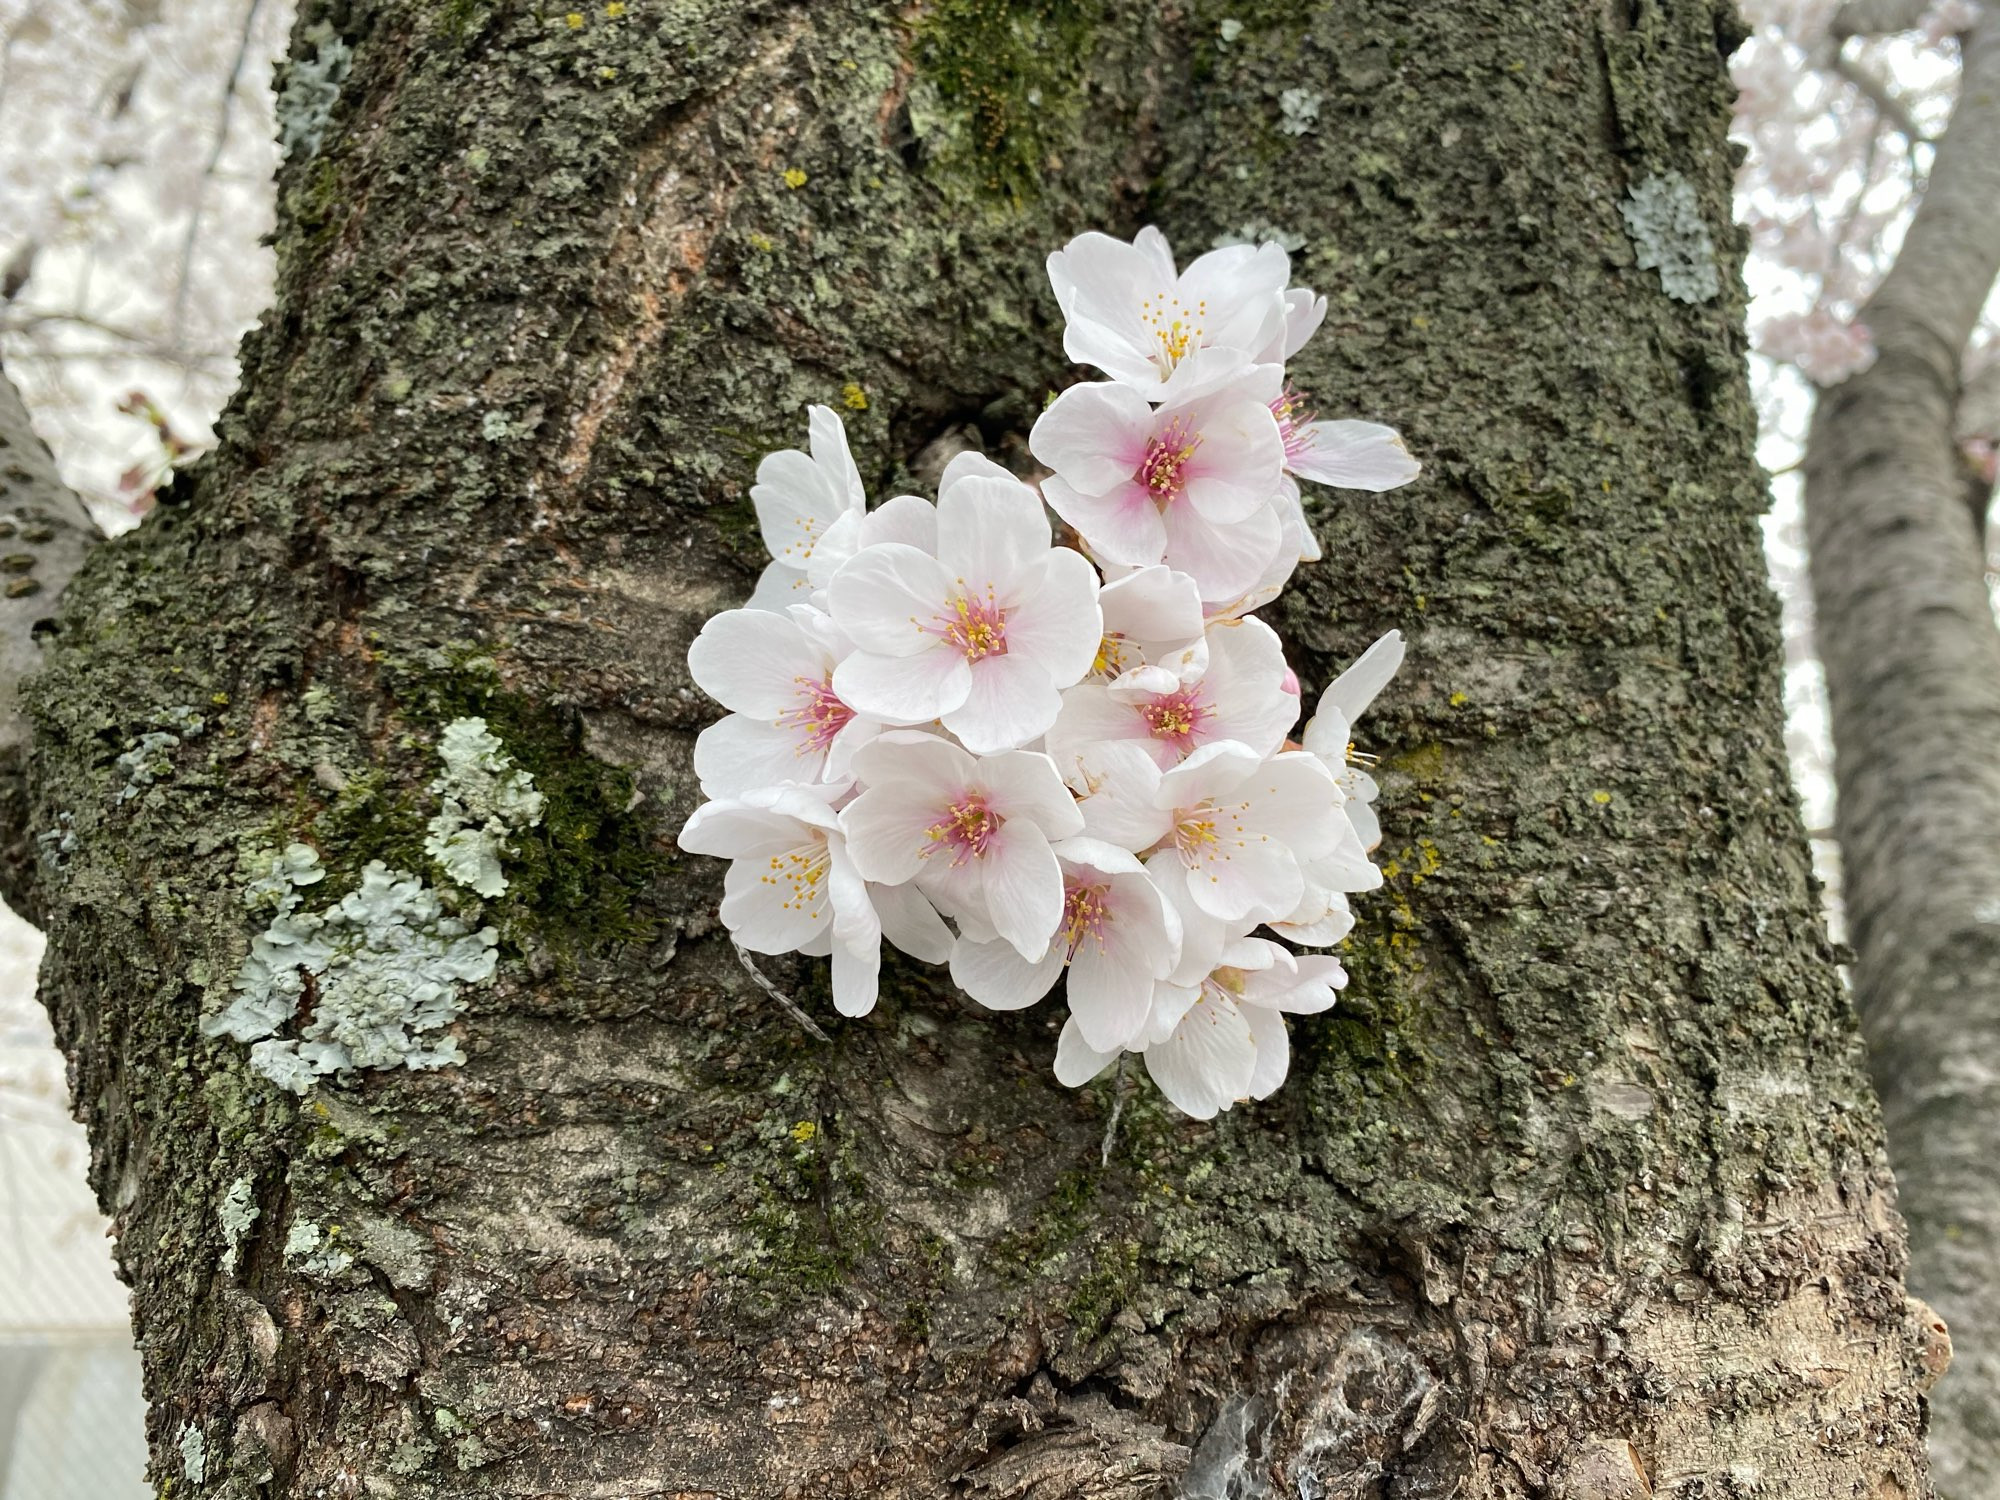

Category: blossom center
[776, 674, 855, 756]
[1171, 796, 1257, 869]
[925, 795, 1003, 865]
[1062, 879, 1112, 959]
[759, 836, 830, 915]
[1139, 291, 1208, 373]
[930, 589, 1009, 662]
[1139, 687, 1211, 750]
[1138, 417, 1202, 504]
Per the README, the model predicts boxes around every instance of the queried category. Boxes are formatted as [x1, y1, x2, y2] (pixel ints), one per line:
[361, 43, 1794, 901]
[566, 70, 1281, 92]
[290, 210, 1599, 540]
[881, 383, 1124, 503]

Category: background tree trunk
[1803, 18, 2000, 1498]
[15, 0, 1944, 1495]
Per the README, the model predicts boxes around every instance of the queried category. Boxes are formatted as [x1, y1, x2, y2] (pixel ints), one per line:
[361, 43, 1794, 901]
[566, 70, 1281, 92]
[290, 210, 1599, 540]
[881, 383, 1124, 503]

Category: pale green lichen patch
[218, 1176, 259, 1274]
[283, 1218, 354, 1277]
[178, 1426, 206, 1484]
[277, 23, 353, 161]
[424, 716, 545, 898]
[1621, 173, 1720, 304]
[204, 847, 498, 1094]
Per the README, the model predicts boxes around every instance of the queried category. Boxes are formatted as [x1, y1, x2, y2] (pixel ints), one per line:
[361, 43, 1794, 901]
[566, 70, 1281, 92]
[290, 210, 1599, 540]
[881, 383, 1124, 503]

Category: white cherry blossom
[747, 405, 867, 610]
[673, 226, 1415, 1111]
[828, 468, 1101, 753]
[840, 732, 1084, 961]
[949, 837, 1180, 1053]
[1054, 935, 1346, 1118]
[1046, 615, 1298, 777]
[1034, 368, 1289, 603]
[687, 604, 878, 798]
[1072, 740, 1345, 924]
[677, 786, 950, 1017]
[1046, 227, 1290, 402]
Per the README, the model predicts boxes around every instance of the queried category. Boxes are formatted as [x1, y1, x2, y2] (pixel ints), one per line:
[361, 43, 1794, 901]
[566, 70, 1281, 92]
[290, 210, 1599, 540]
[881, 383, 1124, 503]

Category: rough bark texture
[1803, 19, 2000, 1498]
[21, 1, 1939, 1496]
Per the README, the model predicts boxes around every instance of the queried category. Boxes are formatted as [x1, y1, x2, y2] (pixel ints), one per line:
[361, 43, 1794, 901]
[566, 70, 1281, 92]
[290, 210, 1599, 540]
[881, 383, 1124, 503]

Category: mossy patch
[399, 656, 667, 951]
[911, 0, 1106, 204]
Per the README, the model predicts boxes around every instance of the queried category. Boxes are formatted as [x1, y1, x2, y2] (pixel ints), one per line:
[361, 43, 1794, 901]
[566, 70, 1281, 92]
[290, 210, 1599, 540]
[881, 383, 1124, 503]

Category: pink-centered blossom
[1034, 368, 1289, 602]
[827, 468, 1102, 753]
[840, 732, 1085, 961]
[1047, 615, 1299, 778]
[949, 837, 1181, 1052]
[746, 405, 867, 611]
[687, 604, 879, 798]
[1072, 740, 1346, 924]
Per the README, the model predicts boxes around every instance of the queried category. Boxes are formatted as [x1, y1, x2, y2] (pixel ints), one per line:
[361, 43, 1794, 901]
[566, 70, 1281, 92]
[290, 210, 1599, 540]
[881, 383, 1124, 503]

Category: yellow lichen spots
[1592, 789, 1613, 805]
[790, 1120, 817, 1144]
[1394, 741, 1449, 784]
[211, 691, 231, 708]
[564, 10, 584, 26]
[603, 0, 624, 13]
[1410, 314, 1431, 330]
[841, 382, 869, 411]
[782, 167, 808, 189]
[1448, 691, 1469, 708]
[746, 231, 774, 253]
[597, 66, 618, 80]
[1384, 838, 1443, 887]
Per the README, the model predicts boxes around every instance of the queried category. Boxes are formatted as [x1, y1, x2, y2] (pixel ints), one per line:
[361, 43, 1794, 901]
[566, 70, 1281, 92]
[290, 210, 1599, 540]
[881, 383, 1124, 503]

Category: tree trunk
[15, 1, 1943, 1495]
[1803, 17, 2000, 1497]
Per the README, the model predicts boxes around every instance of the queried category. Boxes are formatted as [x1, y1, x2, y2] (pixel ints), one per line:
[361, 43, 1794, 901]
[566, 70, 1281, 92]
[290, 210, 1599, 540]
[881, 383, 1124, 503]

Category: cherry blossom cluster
[678, 227, 1418, 1119]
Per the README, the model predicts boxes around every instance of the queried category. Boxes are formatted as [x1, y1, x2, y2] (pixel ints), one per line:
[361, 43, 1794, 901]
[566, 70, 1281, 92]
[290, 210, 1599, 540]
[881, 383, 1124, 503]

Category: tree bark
[19, 1, 1941, 1496]
[1804, 17, 2000, 1499]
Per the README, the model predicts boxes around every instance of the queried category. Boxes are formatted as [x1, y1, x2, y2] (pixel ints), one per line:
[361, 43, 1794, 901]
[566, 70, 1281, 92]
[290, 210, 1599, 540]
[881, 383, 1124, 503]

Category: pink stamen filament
[1138, 416, 1202, 505]
[776, 674, 855, 756]
[924, 795, 1002, 866]
[926, 587, 1009, 662]
[1062, 880, 1112, 959]
[1139, 687, 1211, 751]
[1272, 384, 1318, 466]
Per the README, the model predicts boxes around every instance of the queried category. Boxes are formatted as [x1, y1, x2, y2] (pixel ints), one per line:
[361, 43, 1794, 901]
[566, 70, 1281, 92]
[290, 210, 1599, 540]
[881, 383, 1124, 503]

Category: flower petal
[1054, 1014, 1121, 1088]
[834, 644, 971, 725]
[936, 471, 1052, 585]
[1319, 630, 1406, 724]
[944, 652, 1063, 753]
[828, 543, 953, 657]
[688, 608, 828, 717]
[873, 879, 954, 964]
[1043, 476, 1167, 569]
[1144, 992, 1257, 1119]
[999, 546, 1104, 686]
[1031, 382, 1153, 494]
[950, 933, 1062, 1011]
[692, 713, 825, 799]
[978, 821, 1064, 962]
[1243, 1003, 1290, 1099]
[1290, 421, 1420, 492]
